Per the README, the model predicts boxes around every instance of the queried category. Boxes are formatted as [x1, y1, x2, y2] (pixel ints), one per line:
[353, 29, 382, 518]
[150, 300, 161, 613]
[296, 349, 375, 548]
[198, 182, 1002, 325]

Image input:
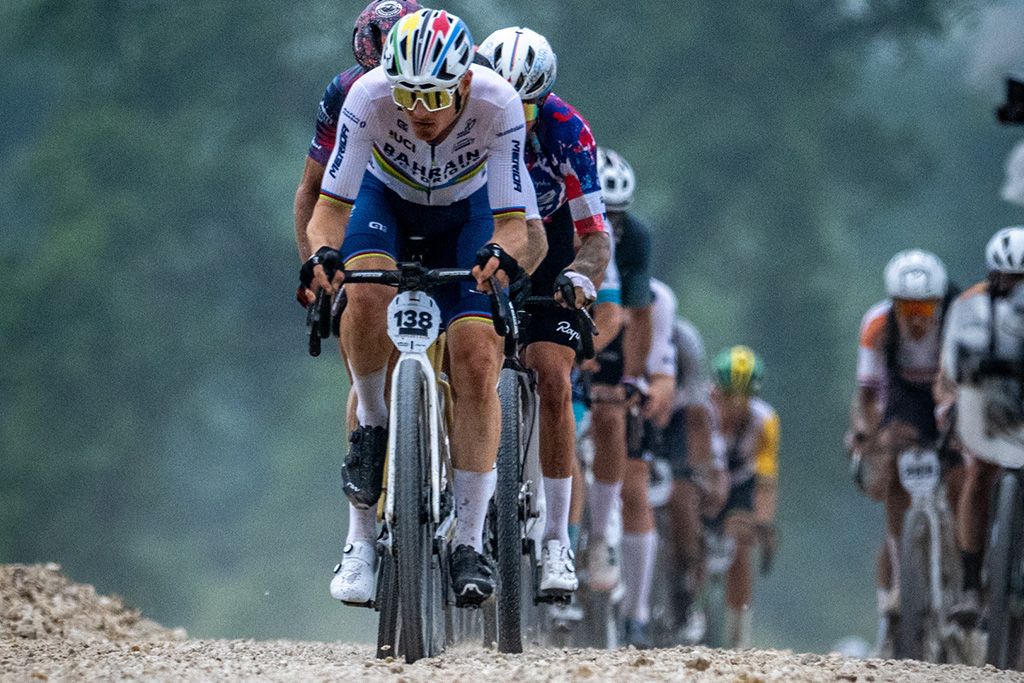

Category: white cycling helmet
[477, 27, 557, 101]
[986, 226, 1024, 274]
[381, 9, 474, 91]
[884, 249, 948, 300]
[597, 147, 635, 211]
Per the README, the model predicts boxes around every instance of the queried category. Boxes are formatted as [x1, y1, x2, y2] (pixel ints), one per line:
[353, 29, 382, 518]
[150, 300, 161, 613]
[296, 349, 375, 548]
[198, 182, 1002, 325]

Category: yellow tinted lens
[391, 87, 417, 109]
[423, 89, 453, 111]
[523, 102, 538, 122]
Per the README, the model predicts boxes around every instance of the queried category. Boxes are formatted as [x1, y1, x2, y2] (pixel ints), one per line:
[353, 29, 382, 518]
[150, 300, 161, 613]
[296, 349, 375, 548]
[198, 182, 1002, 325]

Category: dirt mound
[0, 563, 184, 642]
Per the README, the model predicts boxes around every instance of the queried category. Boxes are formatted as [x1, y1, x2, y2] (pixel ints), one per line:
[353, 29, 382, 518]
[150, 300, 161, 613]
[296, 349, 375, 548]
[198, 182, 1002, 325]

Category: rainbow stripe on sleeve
[319, 189, 355, 207]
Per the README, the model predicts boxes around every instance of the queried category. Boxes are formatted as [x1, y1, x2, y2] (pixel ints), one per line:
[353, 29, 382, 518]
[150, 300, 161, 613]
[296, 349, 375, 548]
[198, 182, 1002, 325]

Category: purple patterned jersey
[307, 65, 366, 166]
[525, 93, 607, 235]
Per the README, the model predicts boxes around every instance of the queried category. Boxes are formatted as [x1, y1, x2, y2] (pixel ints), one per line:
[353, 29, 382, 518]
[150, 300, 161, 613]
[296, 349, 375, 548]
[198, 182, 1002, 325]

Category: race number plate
[897, 448, 941, 497]
[387, 290, 441, 353]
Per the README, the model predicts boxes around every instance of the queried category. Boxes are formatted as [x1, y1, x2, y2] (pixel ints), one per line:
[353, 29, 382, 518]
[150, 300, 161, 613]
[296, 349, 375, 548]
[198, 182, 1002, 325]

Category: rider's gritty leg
[620, 458, 657, 626]
[340, 254, 398, 425]
[724, 512, 756, 648]
[447, 319, 503, 553]
[588, 385, 628, 539]
[957, 454, 1000, 591]
[523, 341, 577, 545]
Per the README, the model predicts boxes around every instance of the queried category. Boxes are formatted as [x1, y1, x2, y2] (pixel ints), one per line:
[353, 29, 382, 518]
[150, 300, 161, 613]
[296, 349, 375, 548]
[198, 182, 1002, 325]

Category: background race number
[387, 291, 441, 353]
[897, 449, 940, 498]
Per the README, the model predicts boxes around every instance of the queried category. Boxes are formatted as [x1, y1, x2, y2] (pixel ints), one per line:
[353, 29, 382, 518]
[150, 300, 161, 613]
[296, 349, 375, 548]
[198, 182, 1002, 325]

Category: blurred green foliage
[1, 0, 1022, 652]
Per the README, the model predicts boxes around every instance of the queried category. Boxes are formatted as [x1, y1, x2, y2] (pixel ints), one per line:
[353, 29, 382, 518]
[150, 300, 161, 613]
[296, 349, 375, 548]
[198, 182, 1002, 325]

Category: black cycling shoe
[341, 425, 387, 509]
[450, 544, 494, 607]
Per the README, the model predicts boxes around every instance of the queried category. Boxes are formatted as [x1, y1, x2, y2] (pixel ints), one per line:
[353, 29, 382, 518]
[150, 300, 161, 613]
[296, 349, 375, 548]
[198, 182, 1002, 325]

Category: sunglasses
[391, 85, 457, 112]
[523, 102, 539, 123]
[894, 299, 939, 318]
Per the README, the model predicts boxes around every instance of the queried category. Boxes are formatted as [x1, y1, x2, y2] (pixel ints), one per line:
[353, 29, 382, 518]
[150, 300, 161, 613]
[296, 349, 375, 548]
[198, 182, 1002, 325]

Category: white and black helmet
[884, 249, 948, 300]
[986, 226, 1024, 274]
[597, 147, 635, 211]
[477, 27, 557, 101]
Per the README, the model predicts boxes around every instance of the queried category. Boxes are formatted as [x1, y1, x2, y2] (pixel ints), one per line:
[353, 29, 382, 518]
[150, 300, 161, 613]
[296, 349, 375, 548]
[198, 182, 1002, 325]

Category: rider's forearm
[306, 199, 352, 254]
[685, 403, 714, 470]
[622, 304, 653, 378]
[591, 302, 623, 353]
[754, 476, 778, 524]
[294, 158, 326, 261]
[519, 218, 549, 275]
[491, 215, 532, 267]
[853, 386, 881, 436]
[568, 231, 610, 289]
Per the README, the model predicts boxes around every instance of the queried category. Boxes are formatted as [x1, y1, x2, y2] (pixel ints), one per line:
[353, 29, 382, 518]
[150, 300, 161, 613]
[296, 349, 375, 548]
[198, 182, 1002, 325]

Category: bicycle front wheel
[986, 472, 1024, 670]
[895, 507, 931, 661]
[495, 367, 525, 654]
[393, 361, 436, 663]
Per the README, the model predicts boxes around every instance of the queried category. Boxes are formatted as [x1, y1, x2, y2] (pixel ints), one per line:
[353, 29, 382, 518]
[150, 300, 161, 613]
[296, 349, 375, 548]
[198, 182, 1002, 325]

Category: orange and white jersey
[857, 299, 941, 389]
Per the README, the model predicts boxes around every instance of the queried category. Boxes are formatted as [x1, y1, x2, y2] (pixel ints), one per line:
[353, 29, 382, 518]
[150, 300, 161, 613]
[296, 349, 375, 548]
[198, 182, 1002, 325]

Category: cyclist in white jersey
[618, 277, 678, 647]
[299, 9, 543, 607]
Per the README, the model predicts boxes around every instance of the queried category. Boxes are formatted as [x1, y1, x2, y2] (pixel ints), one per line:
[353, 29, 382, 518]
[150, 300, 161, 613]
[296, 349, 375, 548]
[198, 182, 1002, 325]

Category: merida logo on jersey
[328, 124, 349, 178]
[511, 139, 522, 192]
[341, 107, 366, 128]
[497, 123, 524, 138]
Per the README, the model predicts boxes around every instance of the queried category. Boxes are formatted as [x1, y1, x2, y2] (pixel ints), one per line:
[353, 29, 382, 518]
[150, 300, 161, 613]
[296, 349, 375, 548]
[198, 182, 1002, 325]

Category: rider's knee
[534, 362, 571, 412]
[448, 329, 500, 398]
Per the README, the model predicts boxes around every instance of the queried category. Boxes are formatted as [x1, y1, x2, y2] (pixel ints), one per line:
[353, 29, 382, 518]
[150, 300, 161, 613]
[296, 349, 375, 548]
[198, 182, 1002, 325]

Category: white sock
[726, 606, 752, 648]
[352, 367, 388, 428]
[620, 531, 657, 622]
[345, 503, 377, 546]
[587, 479, 621, 541]
[542, 476, 572, 545]
[453, 469, 496, 553]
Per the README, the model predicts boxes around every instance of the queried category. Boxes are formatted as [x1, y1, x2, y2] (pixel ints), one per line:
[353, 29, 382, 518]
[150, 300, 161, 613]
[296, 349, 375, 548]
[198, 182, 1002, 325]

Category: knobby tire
[986, 472, 1024, 670]
[495, 368, 524, 654]
[895, 508, 930, 661]
[394, 361, 435, 663]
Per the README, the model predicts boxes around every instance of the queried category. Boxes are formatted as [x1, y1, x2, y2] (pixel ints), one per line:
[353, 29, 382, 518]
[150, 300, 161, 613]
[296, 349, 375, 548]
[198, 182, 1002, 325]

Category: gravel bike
[313, 261, 510, 664]
[893, 443, 963, 662]
[490, 297, 595, 653]
[957, 350, 1024, 669]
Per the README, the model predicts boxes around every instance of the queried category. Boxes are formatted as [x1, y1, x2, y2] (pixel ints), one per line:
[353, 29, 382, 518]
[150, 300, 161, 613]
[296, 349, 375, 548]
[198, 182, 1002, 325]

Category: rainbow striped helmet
[713, 345, 764, 395]
[381, 9, 475, 91]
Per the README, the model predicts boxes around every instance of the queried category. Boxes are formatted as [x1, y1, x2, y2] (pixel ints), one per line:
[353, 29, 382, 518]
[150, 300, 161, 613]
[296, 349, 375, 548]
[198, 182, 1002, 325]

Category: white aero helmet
[381, 9, 474, 91]
[477, 27, 557, 101]
[597, 147, 635, 211]
[986, 226, 1024, 274]
[884, 249, 948, 300]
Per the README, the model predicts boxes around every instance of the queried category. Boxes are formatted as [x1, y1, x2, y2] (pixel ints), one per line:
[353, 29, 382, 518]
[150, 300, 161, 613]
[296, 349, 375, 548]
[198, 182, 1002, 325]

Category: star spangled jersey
[308, 65, 366, 166]
[526, 93, 607, 235]
[319, 64, 540, 220]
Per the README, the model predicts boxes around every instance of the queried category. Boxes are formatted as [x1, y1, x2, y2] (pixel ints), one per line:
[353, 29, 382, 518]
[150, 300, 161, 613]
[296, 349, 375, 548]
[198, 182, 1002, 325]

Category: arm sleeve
[560, 117, 607, 236]
[754, 411, 780, 479]
[856, 309, 887, 388]
[646, 280, 678, 377]
[618, 219, 652, 309]
[487, 94, 538, 220]
[318, 80, 376, 208]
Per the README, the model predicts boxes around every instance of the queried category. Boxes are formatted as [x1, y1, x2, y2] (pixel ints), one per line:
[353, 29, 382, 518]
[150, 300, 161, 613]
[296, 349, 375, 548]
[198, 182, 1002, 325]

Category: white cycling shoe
[330, 541, 376, 604]
[540, 539, 579, 594]
[586, 538, 620, 592]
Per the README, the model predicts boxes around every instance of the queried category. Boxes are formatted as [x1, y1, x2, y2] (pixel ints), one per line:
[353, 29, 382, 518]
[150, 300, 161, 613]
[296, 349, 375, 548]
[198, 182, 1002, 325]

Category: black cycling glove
[474, 242, 526, 285]
[299, 246, 341, 289]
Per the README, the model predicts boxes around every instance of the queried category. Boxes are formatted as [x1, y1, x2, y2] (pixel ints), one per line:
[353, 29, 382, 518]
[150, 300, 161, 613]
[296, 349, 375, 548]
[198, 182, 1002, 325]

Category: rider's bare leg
[620, 458, 657, 624]
[669, 479, 704, 613]
[724, 512, 755, 647]
[524, 341, 577, 544]
[957, 455, 1001, 591]
[447, 319, 503, 552]
[588, 385, 627, 540]
[340, 255, 397, 428]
